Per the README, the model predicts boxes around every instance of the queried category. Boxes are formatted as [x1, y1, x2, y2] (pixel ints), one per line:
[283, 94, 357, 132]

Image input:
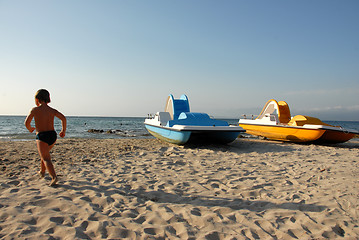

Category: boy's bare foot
[39, 171, 45, 178]
[49, 177, 58, 186]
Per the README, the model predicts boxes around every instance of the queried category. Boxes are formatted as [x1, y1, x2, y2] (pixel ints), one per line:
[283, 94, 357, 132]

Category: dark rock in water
[106, 129, 124, 134]
[88, 129, 127, 134]
[88, 129, 104, 133]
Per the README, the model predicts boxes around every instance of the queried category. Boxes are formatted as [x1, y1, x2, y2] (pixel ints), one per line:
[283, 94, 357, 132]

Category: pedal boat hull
[238, 123, 325, 143]
[145, 123, 243, 145]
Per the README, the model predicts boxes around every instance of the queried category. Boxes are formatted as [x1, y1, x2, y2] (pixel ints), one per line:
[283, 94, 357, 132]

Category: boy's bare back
[30, 104, 58, 132]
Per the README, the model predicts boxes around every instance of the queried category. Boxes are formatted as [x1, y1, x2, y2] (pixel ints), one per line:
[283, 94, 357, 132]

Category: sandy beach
[1, 137, 358, 239]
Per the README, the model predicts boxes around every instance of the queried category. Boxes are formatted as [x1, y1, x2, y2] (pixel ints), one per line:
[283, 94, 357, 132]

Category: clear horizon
[1, 1, 358, 121]
[1, 114, 358, 123]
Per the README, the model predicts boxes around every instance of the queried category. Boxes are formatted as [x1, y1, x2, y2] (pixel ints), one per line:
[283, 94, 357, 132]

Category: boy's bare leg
[47, 143, 57, 186]
[36, 141, 58, 186]
[39, 159, 46, 178]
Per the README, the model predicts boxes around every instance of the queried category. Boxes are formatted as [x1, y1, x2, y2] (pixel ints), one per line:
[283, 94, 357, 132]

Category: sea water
[0, 116, 150, 141]
[0, 116, 358, 141]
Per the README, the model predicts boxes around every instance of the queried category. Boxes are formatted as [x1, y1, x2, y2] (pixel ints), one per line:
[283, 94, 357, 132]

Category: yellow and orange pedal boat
[238, 99, 358, 143]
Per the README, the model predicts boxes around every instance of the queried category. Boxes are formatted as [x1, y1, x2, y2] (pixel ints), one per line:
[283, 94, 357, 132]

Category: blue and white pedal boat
[144, 94, 245, 144]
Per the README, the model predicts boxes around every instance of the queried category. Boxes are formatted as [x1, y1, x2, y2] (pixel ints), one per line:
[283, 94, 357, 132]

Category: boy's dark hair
[35, 89, 51, 103]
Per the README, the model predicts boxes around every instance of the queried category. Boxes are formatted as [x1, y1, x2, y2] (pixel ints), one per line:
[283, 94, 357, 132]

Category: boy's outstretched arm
[55, 110, 67, 138]
[24, 109, 36, 133]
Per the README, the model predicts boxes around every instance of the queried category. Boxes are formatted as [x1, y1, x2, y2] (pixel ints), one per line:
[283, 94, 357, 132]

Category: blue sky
[1, 1, 358, 120]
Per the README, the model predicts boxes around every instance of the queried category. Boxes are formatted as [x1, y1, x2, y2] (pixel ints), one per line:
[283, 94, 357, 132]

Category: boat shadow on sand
[58, 181, 326, 213]
[210, 137, 359, 153]
[180, 137, 299, 154]
[136, 189, 326, 213]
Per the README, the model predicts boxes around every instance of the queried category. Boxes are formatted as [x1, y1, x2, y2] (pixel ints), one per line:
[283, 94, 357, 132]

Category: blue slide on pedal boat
[144, 94, 245, 145]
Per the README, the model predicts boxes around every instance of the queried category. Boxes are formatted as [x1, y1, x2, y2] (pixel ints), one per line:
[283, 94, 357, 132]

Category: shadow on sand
[186, 137, 359, 153]
[58, 180, 326, 213]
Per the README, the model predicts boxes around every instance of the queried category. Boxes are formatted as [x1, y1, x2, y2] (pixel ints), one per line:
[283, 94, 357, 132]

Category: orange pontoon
[238, 99, 358, 143]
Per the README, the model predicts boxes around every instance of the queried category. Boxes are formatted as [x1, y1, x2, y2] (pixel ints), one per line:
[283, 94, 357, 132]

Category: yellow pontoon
[238, 99, 358, 143]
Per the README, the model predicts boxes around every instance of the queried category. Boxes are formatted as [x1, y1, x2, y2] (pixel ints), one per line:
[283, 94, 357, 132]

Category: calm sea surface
[0, 116, 150, 141]
[0, 115, 358, 141]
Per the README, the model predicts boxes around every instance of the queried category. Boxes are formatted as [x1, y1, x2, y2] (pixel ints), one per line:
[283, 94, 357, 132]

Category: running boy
[25, 89, 67, 186]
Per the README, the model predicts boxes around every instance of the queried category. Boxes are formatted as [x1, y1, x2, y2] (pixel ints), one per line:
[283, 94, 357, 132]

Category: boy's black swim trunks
[36, 131, 57, 145]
